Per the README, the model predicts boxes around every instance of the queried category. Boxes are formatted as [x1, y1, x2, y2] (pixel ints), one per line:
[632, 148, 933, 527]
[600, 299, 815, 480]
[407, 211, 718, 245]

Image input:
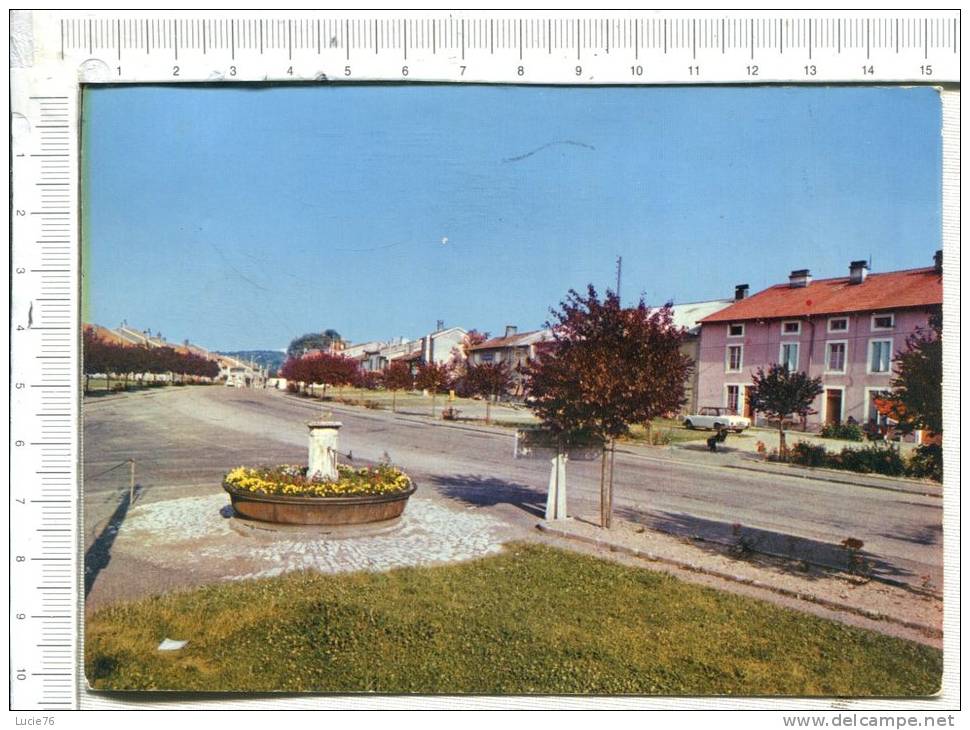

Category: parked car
[683, 407, 750, 433]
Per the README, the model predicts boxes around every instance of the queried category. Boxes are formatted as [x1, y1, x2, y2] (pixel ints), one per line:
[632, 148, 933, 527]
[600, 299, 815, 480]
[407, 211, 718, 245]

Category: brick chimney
[849, 260, 869, 284]
[734, 284, 749, 301]
[788, 269, 812, 288]
[504, 325, 518, 338]
[934, 249, 943, 274]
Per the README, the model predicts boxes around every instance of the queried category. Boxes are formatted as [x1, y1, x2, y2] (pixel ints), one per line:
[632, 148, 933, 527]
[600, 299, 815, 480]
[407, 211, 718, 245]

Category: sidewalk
[538, 515, 942, 648]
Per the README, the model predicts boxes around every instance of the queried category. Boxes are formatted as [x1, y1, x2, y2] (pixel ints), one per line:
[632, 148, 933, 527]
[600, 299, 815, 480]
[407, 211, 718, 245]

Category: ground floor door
[744, 386, 755, 419]
[825, 388, 843, 425]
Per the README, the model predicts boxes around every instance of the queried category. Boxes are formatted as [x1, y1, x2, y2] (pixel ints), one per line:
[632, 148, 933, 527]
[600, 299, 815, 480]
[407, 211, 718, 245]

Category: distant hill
[217, 350, 287, 375]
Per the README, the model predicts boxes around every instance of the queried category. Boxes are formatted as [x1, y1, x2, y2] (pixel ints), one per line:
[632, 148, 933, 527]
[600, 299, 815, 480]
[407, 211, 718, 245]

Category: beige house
[667, 297, 736, 414]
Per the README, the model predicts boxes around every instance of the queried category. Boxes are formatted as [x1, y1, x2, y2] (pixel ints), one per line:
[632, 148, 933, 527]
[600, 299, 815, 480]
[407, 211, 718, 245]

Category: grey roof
[665, 299, 734, 334]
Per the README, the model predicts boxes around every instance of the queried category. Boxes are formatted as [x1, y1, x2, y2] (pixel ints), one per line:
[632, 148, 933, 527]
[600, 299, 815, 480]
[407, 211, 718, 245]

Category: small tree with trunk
[464, 361, 513, 424]
[748, 364, 823, 456]
[83, 328, 109, 393]
[300, 352, 360, 398]
[884, 311, 942, 435]
[415, 361, 453, 418]
[383, 360, 415, 412]
[879, 310, 943, 479]
[524, 285, 693, 528]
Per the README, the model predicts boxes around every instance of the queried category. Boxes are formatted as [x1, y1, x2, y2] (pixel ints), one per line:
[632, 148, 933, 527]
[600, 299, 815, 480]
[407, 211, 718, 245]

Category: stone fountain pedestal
[307, 420, 342, 481]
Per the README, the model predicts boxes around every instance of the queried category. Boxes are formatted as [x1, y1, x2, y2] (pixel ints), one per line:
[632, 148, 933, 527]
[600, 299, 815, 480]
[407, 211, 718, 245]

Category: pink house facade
[696, 254, 943, 430]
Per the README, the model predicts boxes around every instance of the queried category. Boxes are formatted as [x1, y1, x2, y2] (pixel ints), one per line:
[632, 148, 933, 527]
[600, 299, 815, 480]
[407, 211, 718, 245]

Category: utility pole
[615, 256, 623, 301]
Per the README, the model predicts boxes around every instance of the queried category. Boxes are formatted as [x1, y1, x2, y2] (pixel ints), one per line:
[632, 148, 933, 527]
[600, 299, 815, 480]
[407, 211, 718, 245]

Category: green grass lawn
[85, 543, 940, 695]
[624, 418, 731, 445]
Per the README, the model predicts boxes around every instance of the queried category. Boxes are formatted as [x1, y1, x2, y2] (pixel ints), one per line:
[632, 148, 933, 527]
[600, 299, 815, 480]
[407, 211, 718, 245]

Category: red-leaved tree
[383, 360, 415, 413]
[524, 285, 693, 528]
[283, 352, 360, 398]
[415, 361, 453, 418]
[464, 361, 513, 424]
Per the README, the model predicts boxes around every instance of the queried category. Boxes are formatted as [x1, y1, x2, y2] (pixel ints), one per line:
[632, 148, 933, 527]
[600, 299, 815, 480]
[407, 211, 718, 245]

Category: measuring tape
[8, 9, 960, 711]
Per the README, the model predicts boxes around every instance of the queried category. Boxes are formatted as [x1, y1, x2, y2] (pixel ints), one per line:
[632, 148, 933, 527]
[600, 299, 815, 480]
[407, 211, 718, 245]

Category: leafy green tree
[286, 330, 343, 359]
[748, 364, 824, 456]
[524, 286, 693, 527]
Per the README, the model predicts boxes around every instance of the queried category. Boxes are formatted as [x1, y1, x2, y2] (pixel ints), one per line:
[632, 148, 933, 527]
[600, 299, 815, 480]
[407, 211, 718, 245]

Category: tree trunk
[392, 389, 397, 413]
[485, 397, 492, 425]
[431, 391, 437, 418]
[779, 421, 787, 458]
[599, 444, 612, 528]
[608, 439, 616, 521]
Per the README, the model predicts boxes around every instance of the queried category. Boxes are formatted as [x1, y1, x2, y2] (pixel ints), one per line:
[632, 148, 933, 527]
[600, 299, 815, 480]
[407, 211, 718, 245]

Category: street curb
[536, 522, 942, 641]
[280, 392, 521, 440]
[721, 460, 942, 498]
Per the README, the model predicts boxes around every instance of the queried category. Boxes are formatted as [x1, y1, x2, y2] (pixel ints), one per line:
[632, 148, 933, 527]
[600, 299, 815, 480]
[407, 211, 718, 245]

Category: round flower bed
[223, 464, 416, 526]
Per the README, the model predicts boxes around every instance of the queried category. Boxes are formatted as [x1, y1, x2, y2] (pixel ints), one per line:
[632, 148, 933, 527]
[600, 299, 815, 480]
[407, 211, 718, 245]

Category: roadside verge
[538, 516, 942, 646]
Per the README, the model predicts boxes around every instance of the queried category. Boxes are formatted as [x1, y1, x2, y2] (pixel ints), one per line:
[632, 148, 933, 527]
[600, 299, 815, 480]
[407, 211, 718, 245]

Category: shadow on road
[678, 442, 747, 456]
[84, 487, 140, 598]
[614, 504, 917, 585]
[429, 473, 545, 518]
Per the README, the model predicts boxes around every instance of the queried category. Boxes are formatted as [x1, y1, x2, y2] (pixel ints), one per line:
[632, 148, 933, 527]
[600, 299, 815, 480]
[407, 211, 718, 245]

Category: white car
[683, 407, 751, 433]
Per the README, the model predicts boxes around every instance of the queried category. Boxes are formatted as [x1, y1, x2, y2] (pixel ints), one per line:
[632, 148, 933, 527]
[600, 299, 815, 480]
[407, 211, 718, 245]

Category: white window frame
[824, 339, 849, 374]
[780, 320, 801, 336]
[867, 338, 894, 374]
[864, 387, 893, 427]
[727, 322, 745, 338]
[725, 344, 744, 373]
[821, 385, 846, 425]
[724, 383, 744, 414]
[778, 341, 799, 371]
[871, 312, 895, 331]
[827, 316, 849, 333]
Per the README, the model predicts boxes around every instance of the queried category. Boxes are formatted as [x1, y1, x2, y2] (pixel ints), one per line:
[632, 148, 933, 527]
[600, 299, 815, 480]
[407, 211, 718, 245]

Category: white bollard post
[545, 452, 568, 521]
[307, 420, 342, 481]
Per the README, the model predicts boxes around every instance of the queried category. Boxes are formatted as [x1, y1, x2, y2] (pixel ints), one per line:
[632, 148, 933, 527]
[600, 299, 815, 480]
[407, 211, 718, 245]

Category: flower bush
[818, 422, 864, 442]
[224, 463, 413, 497]
[781, 441, 939, 481]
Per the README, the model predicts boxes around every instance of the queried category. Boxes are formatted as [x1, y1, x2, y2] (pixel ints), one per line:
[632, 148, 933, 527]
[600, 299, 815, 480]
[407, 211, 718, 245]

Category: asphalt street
[83, 386, 943, 592]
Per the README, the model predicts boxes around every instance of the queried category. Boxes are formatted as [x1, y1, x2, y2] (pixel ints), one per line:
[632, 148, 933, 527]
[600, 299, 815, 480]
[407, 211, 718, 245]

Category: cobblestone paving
[114, 493, 516, 581]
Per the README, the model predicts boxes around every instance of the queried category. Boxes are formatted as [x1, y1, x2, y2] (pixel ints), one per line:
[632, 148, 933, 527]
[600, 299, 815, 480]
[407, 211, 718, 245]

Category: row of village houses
[324, 251, 942, 431]
[85, 323, 269, 387]
[91, 251, 942, 431]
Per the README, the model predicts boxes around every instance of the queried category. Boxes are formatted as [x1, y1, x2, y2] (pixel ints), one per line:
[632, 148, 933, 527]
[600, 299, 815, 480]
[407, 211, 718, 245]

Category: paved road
[83, 386, 942, 592]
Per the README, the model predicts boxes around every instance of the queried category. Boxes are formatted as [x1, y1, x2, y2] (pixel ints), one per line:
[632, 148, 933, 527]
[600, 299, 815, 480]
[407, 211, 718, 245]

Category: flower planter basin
[223, 482, 417, 526]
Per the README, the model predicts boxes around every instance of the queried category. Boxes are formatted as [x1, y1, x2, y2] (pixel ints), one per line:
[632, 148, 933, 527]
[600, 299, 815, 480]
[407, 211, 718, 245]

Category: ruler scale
[8, 10, 960, 711]
[10, 86, 81, 710]
[40, 13, 960, 83]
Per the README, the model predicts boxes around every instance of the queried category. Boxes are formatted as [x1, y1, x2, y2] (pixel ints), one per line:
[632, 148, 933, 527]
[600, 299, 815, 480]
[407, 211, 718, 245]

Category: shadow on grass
[429, 473, 546, 518]
[613, 504, 916, 586]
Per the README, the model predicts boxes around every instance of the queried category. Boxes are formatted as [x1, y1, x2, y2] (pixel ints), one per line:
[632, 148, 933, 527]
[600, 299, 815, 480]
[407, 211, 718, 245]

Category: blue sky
[83, 84, 941, 351]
